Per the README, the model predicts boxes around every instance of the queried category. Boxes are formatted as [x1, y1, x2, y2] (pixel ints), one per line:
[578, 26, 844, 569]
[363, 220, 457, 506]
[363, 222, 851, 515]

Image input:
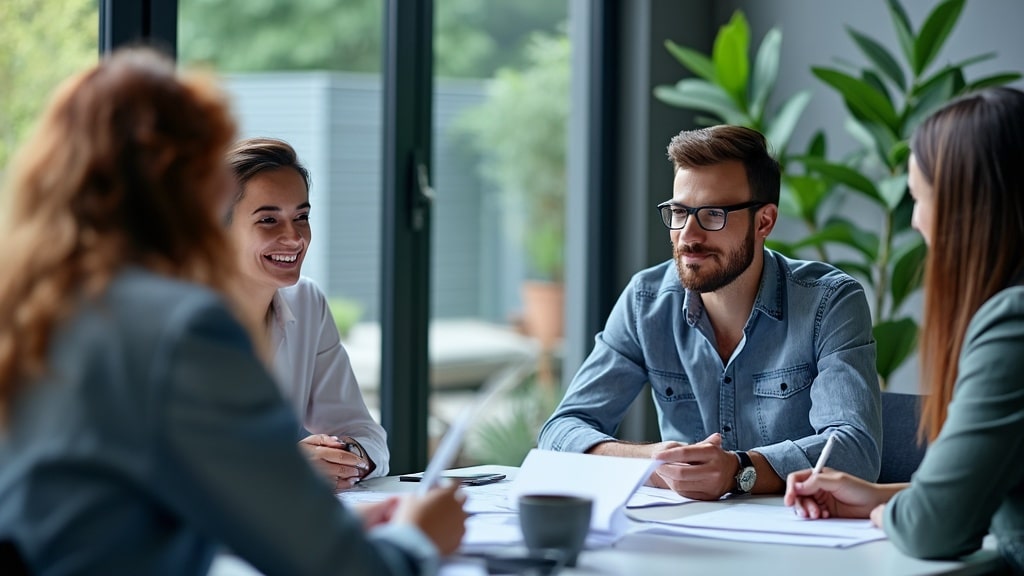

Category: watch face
[738, 467, 756, 492]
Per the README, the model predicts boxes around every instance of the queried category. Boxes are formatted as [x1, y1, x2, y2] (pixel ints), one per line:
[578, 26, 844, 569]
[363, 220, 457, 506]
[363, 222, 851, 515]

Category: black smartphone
[398, 472, 507, 486]
[457, 552, 563, 575]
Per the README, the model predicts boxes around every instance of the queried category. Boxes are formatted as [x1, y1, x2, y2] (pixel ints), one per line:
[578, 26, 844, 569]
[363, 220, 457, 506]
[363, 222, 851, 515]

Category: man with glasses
[539, 125, 880, 500]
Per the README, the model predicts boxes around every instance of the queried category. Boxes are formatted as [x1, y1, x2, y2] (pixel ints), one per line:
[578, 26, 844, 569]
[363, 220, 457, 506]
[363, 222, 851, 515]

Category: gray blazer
[0, 268, 434, 576]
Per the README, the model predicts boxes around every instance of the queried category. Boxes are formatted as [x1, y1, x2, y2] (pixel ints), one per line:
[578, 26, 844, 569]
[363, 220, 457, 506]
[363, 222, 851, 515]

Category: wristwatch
[340, 437, 370, 478]
[732, 451, 756, 494]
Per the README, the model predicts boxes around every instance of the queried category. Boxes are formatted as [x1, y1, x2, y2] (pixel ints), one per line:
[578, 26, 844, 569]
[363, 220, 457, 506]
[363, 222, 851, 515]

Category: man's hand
[298, 434, 370, 492]
[650, 433, 739, 500]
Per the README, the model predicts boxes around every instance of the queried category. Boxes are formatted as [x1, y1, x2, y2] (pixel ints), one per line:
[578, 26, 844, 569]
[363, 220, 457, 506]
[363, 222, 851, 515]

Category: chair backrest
[878, 391, 927, 484]
[0, 539, 30, 576]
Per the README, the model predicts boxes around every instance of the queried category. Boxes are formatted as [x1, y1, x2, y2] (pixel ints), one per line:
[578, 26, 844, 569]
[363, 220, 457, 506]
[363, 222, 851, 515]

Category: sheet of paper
[642, 503, 886, 548]
[508, 449, 661, 538]
[626, 485, 698, 508]
[462, 482, 516, 514]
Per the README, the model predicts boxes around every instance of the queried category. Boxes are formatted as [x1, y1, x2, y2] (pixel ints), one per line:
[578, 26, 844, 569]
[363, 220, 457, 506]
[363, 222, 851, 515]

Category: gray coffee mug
[518, 494, 593, 567]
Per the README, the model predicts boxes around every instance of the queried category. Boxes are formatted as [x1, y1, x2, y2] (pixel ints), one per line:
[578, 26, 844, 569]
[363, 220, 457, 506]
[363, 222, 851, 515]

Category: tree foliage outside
[179, 0, 567, 78]
[456, 33, 570, 282]
[0, 0, 97, 174]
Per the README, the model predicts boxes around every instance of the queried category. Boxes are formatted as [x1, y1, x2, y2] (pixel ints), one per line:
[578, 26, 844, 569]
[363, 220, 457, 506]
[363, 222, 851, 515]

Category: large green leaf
[653, 80, 750, 125]
[665, 40, 716, 82]
[875, 317, 919, 382]
[785, 174, 829, 223]
[891, 194, 916, 235]
[890, 238, 927, 314]
[967, 72, 1024, 91]
[798, 156, 883, 205]
[912, 53, 995, 99]
[813, 67, 900, 135]
[765, 239, 798, 259]
[792, 218, 879, 261]
[777, 180, 803, 219]
[750, 28, 782, 122]
[904, 71, 955, 136]
[806, 130, 827, 159]
[914, 0, 965, 76]
[878, 174, 908, 211]
[861, 119, 901, 171]
[846, 27, 905, 90]
[888, 141, 911, 170]
[767, 90, 812, 156]
[713, 11, 750, 108]
[862, 70, 892, 104]
[885, 0, 916, 72]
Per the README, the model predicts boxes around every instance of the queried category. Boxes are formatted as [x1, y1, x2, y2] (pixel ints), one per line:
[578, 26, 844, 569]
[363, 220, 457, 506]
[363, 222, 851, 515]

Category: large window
[429, 1, 569, 467]
[178, 1, 571, 468]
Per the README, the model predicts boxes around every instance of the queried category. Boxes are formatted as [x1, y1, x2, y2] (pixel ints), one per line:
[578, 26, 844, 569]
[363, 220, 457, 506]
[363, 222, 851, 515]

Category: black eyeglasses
[656, 200, 765, 231]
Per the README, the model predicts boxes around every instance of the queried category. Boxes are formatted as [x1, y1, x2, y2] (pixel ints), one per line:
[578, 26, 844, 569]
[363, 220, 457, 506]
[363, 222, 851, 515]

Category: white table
[210, 465, 1005, 576]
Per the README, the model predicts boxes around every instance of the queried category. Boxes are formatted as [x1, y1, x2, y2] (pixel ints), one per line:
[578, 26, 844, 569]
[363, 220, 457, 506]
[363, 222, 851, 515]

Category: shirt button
[723, 376, 732, 384]
[723, 425, 732, 432]
[780, 382, 788, 391]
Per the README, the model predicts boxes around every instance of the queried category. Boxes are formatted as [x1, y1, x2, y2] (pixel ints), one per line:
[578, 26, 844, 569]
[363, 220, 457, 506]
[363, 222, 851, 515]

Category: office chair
[0, 539, 30, 576]
[878, 391, 927, 484]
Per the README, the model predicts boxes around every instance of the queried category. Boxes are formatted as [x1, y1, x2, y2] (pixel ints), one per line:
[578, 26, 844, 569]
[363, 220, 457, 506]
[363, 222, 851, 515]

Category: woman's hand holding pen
[298, 433, 370, 491]
[784, 469, 889, 523]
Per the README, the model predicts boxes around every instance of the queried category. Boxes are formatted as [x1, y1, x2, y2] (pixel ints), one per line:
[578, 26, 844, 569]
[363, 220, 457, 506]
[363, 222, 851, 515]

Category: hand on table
[650, 433, 738, 500]
[298, 433, 370, 492]
[784, 468, 888, 524]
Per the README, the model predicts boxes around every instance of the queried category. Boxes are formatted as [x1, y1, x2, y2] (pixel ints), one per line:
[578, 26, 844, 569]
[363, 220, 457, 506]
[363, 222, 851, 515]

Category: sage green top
[885, 285, 1024, 571]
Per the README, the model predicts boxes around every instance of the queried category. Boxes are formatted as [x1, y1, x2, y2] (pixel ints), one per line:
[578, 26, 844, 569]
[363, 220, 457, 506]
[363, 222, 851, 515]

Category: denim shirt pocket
[648, 369, 703, 441]
[751, 363, 814, 443]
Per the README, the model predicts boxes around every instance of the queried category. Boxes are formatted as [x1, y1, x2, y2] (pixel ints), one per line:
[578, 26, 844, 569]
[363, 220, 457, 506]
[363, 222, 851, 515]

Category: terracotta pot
[521, 280, 564, 350]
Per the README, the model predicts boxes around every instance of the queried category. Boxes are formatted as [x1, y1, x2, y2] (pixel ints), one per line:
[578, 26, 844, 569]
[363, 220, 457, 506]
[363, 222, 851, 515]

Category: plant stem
[804, 218, 829, 262]
[874, 210, 893, 325]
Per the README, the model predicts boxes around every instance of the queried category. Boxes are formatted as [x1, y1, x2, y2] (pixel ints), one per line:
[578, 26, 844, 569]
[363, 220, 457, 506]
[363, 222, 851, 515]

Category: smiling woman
[226, 137, 391, 491]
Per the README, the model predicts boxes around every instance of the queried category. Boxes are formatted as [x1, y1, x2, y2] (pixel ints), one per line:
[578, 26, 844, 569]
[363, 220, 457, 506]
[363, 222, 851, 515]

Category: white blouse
[269, 277, 389, 478]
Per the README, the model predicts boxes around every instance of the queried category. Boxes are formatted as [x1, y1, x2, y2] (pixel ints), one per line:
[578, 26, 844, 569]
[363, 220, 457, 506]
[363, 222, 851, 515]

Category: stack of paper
[637, 503, 887, 548]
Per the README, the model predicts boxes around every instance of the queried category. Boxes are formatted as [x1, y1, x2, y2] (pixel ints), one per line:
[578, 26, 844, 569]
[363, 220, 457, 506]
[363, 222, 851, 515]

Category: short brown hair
[666, 125, 780, 205]
[225, 137, 310, 222]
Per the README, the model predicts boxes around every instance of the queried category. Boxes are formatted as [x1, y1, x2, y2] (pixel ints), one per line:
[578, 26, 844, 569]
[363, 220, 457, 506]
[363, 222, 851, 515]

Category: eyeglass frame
[656, 200, 766, 232]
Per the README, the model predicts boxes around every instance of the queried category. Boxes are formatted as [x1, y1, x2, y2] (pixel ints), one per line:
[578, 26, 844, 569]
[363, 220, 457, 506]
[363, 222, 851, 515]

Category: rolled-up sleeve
[538, 280, 649, 453]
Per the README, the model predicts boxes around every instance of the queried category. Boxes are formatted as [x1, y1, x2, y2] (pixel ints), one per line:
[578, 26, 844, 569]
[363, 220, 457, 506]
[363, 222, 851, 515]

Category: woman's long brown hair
[914, 87, 1024, 441]
[0, 48, 242, 423]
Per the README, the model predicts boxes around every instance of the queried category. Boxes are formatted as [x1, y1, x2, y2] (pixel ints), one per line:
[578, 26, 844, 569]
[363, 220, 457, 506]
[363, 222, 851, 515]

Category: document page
[639, 503, 887, 548]
[509, 449, 661, 538]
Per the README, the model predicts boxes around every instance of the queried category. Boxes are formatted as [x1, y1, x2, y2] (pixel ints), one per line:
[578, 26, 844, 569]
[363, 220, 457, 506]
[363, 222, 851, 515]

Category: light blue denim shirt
[539, 249, 882, 481]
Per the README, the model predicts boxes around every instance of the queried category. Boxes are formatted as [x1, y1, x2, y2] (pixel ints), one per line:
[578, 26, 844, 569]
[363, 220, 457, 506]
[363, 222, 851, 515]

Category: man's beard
[674, 220, 755, 293]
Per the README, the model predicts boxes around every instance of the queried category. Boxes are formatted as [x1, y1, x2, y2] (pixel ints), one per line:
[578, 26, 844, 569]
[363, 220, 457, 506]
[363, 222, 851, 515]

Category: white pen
[812, 433, 837, 475]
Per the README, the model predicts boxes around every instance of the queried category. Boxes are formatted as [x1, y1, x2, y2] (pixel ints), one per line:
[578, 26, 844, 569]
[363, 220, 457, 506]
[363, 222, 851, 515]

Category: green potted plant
[458, 32, 569, 350]
[654, 0, 1020, 387]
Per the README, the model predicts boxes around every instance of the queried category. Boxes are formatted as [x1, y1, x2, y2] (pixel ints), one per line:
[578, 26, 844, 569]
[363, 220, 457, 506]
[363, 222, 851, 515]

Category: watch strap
[732, 451, 755, 494]
[736, 450, 753, 469]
